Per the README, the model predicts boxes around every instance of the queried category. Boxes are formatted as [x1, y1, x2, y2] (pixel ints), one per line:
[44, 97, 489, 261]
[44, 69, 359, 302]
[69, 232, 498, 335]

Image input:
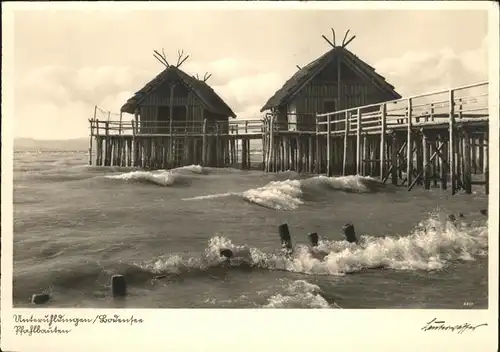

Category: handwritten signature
[422, 318, 488, 334]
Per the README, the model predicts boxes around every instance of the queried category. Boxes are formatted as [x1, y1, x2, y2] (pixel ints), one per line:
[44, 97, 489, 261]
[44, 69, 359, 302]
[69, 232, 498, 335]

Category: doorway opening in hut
[157, 106, 171, 134]
[172, 106, 188, 133]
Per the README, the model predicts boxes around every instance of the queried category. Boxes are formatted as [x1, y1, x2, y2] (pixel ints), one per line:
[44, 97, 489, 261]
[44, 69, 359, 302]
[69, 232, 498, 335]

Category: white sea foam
[105, 170, 179, 186]
[133, 213, 487, 307]
[104, 164, 206, 186]
[172, 164, 205, 174]
[263, 279, 336, 308]
[242, 179, 304, 210]
[202, 214, 488, 274]
[184, 174, 382, 210]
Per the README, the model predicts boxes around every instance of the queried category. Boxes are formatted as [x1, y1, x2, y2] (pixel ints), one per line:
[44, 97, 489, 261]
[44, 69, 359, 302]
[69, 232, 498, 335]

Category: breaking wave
[13, 211, 487, 307]
[184, 174, 384, 210]
[263, 280, 340, 308]
[139, 212, 487, 277]
[104, 164, 206, 186]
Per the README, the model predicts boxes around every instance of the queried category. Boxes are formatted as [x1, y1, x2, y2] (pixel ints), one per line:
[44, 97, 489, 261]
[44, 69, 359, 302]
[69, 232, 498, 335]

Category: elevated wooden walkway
[88, 118, 265, 170]
[263, 81, 489, 194]
[88, 81, 489, 194]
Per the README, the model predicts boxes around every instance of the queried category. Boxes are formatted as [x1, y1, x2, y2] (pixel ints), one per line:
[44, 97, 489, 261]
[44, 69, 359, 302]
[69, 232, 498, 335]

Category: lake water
[12, 151, 488, 309]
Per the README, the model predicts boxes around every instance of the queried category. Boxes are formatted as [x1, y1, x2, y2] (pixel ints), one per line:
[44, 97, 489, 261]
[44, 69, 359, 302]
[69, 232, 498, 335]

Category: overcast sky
[11, 6, 489, 140]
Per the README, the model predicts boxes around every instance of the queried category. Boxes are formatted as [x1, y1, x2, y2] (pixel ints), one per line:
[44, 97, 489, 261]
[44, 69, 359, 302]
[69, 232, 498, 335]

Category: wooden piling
[391, 134, 398, 185]
[379, 104, 386, 180]
[326, 114, 332, 176]
[406, 98, 413, 188]
[449, 90, 456, 195]
[89, 119, 94, 166]
[463, 129, 472, 194]
[356, 108, 361, 175]
[422, 132, 430, 190]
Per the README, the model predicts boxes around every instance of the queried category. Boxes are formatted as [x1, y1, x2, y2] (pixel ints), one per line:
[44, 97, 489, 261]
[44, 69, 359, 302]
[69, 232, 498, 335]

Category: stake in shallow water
[31, 293, 50, 305]
[111, 274, 127, 297]
[308, 232, 319, 247]
[278, 223, 293, 255]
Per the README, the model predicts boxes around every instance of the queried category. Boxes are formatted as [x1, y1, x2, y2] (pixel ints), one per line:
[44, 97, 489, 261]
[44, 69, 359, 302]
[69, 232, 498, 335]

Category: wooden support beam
[356, 109, 361, 174]
[449, 90, 456, 195]
[315, 116, 320, 173]
[88, 119, 94, 166]
[390, 134, 398, 185]
[406, 98, 413, 189]
[202, 118, 207, 166]
[327, 113, 332, 177]
[343, 111, 349, 175]
[380, 104, 387, 180]
[463, 129, 472, 194]
[423, 132, 430, 189]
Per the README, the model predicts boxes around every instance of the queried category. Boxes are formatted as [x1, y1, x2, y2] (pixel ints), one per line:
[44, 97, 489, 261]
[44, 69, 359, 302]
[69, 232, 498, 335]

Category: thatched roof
[121, 66, 236, 118]
[260, 46, 401, 112]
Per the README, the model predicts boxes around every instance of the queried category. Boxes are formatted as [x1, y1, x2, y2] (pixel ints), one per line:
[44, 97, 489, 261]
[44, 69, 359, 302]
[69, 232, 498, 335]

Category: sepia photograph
[3, 2, 496, 315]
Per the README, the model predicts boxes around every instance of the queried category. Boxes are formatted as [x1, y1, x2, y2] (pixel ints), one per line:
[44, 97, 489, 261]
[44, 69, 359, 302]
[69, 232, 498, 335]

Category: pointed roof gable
[260, 46, 401, 112]
[121, 66, 236, 118]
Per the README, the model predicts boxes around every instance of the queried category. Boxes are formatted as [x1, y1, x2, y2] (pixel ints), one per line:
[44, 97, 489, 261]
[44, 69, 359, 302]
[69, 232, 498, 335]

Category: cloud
[13, 34, 489, 140]
[14, 56, 289, 138]
[374, 35, 488, 96]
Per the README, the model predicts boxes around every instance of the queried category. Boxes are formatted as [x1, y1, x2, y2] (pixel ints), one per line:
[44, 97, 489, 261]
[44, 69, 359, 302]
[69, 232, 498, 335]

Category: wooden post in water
[379, 104, 386, 180]
[356, 108, 361, 175]
[391, 133, 398, 185]
[422, 131, 430, 190]
[267, 115, 274, 172]
[308, 135, 314, 173]
[241, 137, 247, 170]
[96, 119, 101, 166]
[342, 111, 349, 176]
[215, 122, 220, 168]
[202, 118, 207, 167]
[315, 116, 320, 174]
[169, 83, 176, 168]
[439, 133, 447, 190]
[88, 119, 94, 166]
[104, 121, 110, 166]
[406, 98, 413, 189]
[449, 89, 456, 195]
[326, 113, 332, 176]
[119, 112, 123, 135]
[484, 132, 489, 194]
[463, 129, 472, 194]
[134, 109, 139, 167]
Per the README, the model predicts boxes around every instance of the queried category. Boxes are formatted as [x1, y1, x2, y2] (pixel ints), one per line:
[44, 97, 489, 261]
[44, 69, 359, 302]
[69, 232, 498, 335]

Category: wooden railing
[89, 82, 488, 139]
[315, 81, 489, 135]
[88, 118, 265, 137]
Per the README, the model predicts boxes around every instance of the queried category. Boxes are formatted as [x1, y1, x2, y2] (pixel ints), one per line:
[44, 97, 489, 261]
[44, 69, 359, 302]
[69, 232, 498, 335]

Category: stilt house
[260, 30, 401, 132]
[121, 50, 236, 135]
